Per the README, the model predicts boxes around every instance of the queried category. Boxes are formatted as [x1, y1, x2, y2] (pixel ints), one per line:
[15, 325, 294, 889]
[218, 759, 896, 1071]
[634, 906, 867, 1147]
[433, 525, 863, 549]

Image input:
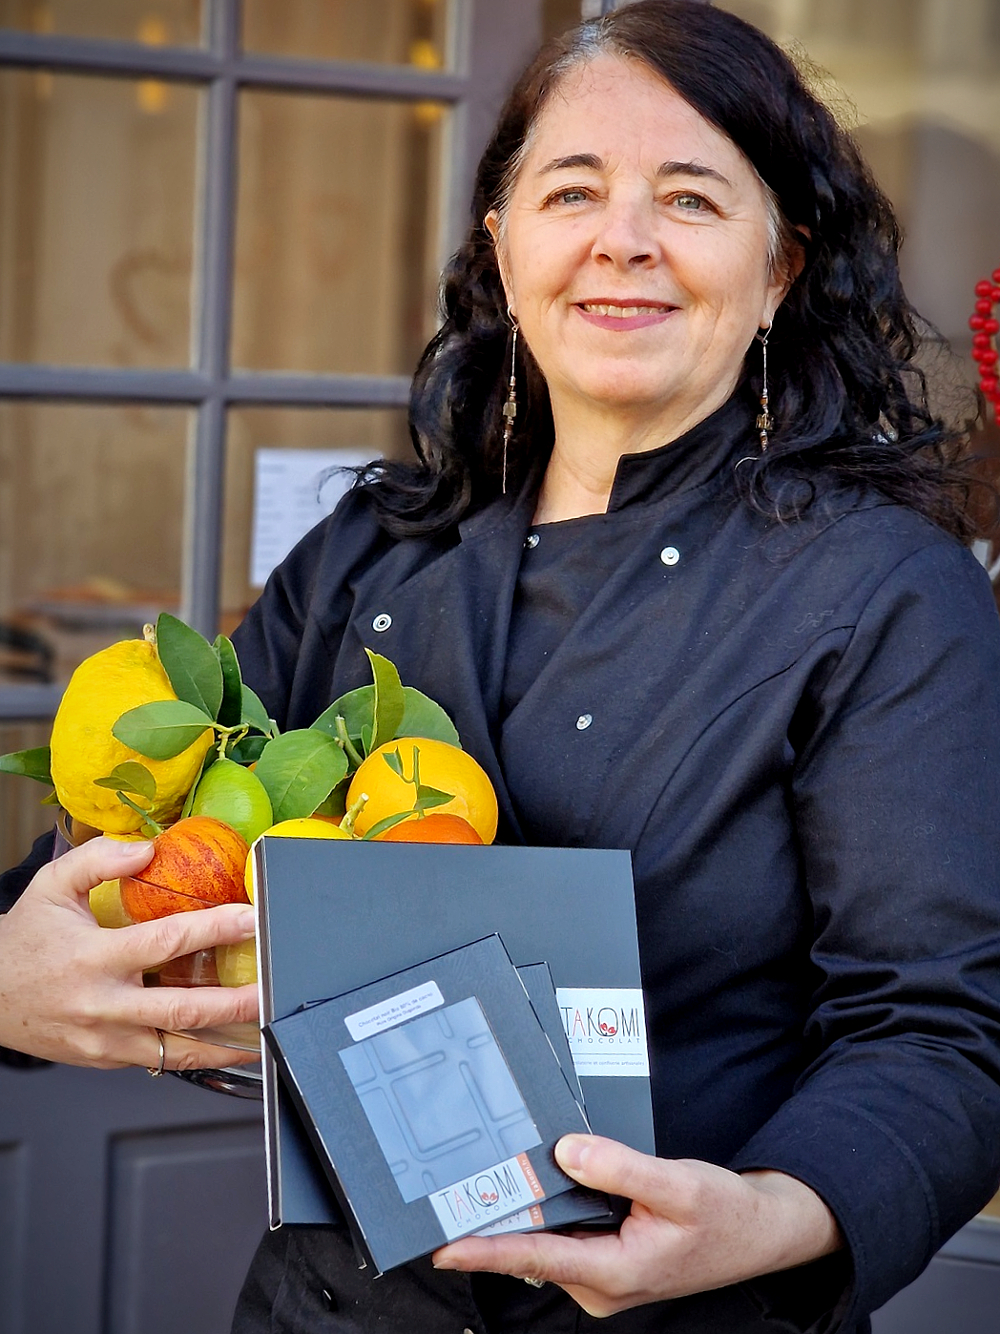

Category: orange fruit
[119, 815, 249, 923]
[373, 813, 484, 845]
[347, 738, 497, 844]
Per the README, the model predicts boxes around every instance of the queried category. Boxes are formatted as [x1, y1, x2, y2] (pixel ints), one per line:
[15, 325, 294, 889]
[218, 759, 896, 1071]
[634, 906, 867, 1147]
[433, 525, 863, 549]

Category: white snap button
[576, 713, 592, 730]
[660, 546, 680, 566]
[372, 613, 392, 632]
[525, 533, 540, 549]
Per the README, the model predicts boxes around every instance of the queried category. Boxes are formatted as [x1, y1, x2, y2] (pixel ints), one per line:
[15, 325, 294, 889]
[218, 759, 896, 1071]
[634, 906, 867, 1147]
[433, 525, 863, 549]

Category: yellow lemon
[216, 939, 258, 987]
[50, 640, 214, 835]
[244, 816, 351, 901]
[88, 879, 132, 929]
[346, 738, 498, 844]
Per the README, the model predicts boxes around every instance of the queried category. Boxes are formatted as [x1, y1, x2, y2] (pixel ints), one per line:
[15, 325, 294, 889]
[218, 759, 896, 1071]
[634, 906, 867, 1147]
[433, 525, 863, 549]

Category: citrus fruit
[189, 758, 273, 845]
[119, 815, 249, 923]
[216, 939, 258, 987]
[88, 879, 132, 928]
[373, 813, 484, 844]
[347, 738, 498, 844]
[50, 639, 214, 835]
[244, 816, 352, 901]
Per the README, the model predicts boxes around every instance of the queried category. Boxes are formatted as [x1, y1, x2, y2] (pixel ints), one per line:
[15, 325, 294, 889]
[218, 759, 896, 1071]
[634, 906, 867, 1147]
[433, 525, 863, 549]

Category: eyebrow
[534, 154, 732, 189]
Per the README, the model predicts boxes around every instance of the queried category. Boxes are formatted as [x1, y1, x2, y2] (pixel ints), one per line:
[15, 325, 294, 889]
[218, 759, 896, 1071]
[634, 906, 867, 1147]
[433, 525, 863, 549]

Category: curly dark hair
[363, 0, 975, 540]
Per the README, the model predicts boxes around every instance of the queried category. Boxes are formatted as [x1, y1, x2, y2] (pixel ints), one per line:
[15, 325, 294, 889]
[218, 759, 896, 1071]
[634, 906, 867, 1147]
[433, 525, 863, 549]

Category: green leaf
[311, 685, 374, 744]
[156, 613, 224, 720]
[214, 634, 243, 729]
[313, 775, 350, 819]
[253, 729, 348, 823]
[241, 686, 276, 737]
[415, 783, 452, 804]
[414, 788, 453, 812]
[361, 811, 414, 841]
[0, 745, 52, 785]
[41, 788, 61, 806]
[366, 650, 406, 752]
[382, 747, 404, 779]
[397, 688, 461, 748]
[93, 761, 156, 801]
[360, 722, 373, 755]
[112, 699, 214, 760]
[228, 734, 267, 766]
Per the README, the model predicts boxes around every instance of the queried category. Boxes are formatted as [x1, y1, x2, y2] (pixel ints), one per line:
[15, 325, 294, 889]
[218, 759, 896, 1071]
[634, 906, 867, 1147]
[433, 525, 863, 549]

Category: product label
[555, 988, 650, 1077]
[344, 980, 444, 1041]
[430, 1152, 545, 1241]
[474, 1204, 545, 1236]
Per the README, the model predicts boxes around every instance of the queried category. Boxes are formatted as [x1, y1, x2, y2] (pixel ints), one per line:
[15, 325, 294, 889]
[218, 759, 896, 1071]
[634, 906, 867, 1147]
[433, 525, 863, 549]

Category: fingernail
[555, 1134, 587, 1172]
[233, 907, 256, 933]
[110, 839, 153, 859]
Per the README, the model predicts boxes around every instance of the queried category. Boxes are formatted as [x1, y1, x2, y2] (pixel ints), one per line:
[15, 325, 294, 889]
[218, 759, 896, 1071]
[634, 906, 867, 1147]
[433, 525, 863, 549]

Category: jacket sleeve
[730, 540, 1000, 1327]
[231, 486, 390, 731]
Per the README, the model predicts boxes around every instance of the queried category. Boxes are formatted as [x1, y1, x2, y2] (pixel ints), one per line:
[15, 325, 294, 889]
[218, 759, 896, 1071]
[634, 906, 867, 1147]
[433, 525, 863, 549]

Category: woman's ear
[764, 227, 809, 324]
[484, 209, 514, 313]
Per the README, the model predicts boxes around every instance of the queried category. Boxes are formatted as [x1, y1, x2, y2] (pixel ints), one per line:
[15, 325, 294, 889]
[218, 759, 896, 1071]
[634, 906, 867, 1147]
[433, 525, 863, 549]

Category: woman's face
[488, 56, 794, 434]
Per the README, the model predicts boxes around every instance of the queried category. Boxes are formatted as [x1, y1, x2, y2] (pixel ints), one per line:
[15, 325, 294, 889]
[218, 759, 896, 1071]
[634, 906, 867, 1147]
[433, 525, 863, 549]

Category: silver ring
[147, 1028, 166, 1077]
[522, 1277, 545, 1289]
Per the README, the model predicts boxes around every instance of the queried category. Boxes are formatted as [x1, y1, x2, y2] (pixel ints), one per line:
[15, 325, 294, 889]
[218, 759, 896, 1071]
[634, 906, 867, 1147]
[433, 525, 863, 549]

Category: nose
[591, 193, 658, 269]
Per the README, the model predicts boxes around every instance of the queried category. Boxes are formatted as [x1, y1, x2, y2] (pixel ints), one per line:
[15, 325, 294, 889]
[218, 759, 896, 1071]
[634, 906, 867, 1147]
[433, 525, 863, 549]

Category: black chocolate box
[253, 840, 654, 1228]
[264, 935, 597, 1273]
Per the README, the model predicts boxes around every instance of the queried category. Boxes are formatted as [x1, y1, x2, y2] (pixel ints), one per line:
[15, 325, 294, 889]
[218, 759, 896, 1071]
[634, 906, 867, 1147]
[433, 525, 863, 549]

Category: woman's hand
[433, 1135, 842, 1318]
[0, 836, 259, 1070]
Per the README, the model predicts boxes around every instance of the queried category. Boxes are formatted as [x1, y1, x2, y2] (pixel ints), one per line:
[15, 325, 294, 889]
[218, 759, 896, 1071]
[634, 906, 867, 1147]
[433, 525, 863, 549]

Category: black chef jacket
[6, 393, 1000, 1334]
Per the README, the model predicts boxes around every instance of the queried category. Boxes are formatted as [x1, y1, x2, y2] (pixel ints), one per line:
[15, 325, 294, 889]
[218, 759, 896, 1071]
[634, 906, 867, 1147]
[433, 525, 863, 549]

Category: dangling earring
[501, 309, 518, 495]
[756, 323, 773, 453]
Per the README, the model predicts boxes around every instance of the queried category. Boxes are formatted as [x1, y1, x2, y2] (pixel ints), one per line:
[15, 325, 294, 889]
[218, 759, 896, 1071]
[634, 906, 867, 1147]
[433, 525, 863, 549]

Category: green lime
[190, 758, 273, 845]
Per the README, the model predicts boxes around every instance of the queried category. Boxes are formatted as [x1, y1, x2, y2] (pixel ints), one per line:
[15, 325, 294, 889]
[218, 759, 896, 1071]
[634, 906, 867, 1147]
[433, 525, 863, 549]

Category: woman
[3, 3, 1000, 1331]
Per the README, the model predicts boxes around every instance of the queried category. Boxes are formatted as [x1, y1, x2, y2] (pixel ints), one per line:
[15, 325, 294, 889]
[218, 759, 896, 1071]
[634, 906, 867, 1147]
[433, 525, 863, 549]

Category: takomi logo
[598, 1008, 618, 1036]
[475, 1176, 500, 1205]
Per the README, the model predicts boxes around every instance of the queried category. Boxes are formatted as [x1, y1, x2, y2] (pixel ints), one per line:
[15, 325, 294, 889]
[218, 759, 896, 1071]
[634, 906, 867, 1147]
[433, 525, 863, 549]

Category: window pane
[0, 70, 199, 367]
[222, 407, 411, 626]
[0, 402, 189, 689]
[0, 0, 203, 45]
[232, 90, 446, 377]
[242, 0, 451, 69]
[715, 0, 1000, 353]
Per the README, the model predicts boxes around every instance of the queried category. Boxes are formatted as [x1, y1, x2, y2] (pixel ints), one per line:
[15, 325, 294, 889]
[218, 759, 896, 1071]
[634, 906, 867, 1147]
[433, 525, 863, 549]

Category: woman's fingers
[554, 1134, 683, 1209]
[142, 1027, 260, 1073]
[114, 901, 256, 973]
[435, 1228, 621, 1293]
[32, 836, 154, 910]
[129, 981, 260, 1034]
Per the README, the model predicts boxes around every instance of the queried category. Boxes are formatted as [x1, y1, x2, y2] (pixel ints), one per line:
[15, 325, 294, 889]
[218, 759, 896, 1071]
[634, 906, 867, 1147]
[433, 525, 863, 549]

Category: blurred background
[0, 3, 998, 1332]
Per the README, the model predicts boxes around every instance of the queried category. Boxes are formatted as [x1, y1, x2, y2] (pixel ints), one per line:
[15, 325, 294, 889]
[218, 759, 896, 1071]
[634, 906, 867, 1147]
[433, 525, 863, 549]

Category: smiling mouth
[578, 302, 675, 318]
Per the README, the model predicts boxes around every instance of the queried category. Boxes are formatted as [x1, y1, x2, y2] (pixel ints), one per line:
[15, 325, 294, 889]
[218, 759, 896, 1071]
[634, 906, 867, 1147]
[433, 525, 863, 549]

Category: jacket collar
[607, 385, 757, 511]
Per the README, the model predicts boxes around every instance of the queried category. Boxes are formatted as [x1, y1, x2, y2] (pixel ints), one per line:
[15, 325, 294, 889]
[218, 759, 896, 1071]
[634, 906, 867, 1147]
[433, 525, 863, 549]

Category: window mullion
[182, 0, 241, 640]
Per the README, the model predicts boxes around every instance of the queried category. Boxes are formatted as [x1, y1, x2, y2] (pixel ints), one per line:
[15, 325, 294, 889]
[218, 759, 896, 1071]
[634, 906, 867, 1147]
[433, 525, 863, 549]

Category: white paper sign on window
[250, 448, 370, 588]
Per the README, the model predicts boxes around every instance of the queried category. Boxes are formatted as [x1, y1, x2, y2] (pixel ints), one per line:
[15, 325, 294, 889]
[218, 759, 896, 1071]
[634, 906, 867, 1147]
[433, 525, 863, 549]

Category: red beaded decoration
[970, 267, 1000, 425]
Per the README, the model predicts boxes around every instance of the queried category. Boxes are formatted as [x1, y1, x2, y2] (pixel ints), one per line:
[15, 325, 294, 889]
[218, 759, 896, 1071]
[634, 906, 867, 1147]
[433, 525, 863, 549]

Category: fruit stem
[142, 622, 157, 645]
[334, 715, 364, 769]
[115, 789, 164, 835]
[340, 791, 368, 836]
